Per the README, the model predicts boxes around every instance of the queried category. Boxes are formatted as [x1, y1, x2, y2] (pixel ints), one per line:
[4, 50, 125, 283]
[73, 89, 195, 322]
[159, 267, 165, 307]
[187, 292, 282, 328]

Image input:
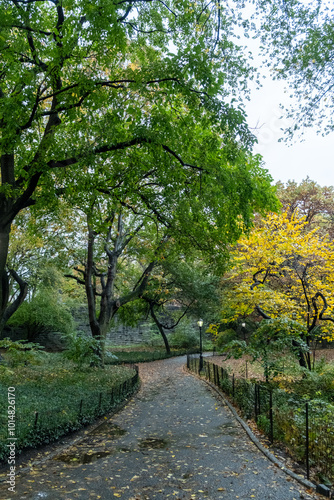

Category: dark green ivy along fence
[187, 355, 334, 484]
[0, 365, 139, 463]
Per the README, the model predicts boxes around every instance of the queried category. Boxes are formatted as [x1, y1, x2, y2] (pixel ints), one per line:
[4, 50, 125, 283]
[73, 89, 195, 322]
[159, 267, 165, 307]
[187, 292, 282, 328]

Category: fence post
[306, 402, 310, 480]
[34, 411, 39, 429]
[98, 392, 102, 413]
[254, 384, 258, 421]
[232, 374, 235, 398]
[187, 354, 190, 369]
[216, 365, 220, 387]
[269, 390, 273, 443]
[78, 399, 83, 419]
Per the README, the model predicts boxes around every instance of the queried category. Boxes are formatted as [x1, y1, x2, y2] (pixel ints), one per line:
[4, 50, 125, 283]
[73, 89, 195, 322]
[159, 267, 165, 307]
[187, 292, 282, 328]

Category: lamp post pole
[241, 322, 246, 341]
[242, 322, 247, 378]
[198, 319, 204, 372]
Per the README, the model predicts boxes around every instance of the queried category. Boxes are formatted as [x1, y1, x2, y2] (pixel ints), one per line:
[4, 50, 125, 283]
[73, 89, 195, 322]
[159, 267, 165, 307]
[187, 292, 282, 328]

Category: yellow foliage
[223, 211, 334, 341]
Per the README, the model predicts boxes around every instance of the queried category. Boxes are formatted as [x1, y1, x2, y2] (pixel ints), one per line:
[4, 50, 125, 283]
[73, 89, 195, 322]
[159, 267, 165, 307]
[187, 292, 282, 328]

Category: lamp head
[197, 319, 203, 327]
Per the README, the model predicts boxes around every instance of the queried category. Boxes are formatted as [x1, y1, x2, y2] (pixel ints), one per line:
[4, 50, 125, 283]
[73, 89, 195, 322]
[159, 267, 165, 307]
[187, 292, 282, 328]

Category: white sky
[243, 54, 334, 188]
[245, 78, 334, 188]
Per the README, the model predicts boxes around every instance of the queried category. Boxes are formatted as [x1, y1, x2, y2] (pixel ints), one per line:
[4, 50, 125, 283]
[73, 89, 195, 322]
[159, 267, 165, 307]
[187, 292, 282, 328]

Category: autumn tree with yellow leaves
[222, 212, 334, 370]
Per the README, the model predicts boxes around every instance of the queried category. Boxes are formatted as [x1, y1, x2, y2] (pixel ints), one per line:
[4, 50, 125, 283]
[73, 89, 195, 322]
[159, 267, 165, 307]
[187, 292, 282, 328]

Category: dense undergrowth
[0, 348, 138, 462]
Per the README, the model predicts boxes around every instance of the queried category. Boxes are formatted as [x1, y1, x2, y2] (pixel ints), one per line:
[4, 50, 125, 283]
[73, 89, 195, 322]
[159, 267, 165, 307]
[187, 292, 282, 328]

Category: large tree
[0, 0, 278, 335]
[222, 211, 334, 369]
[275, 177, 334, 237]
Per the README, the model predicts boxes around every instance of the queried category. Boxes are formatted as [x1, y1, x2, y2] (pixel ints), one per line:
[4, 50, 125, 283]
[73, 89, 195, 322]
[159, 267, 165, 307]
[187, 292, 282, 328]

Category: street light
[197, 319, 204, 372]
[241, 322, 246, 340]
[241, 322, 247, 378]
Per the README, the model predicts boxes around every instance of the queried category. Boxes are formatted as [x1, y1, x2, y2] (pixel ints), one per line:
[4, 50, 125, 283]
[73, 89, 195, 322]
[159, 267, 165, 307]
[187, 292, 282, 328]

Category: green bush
[168, 323, 199, 349]
[290, 364, 334, 402]
[8, 287, 74, 341]
[61, 332, 101, 368]
[0, 338, 45, 367]
[215, 329, 237, 351]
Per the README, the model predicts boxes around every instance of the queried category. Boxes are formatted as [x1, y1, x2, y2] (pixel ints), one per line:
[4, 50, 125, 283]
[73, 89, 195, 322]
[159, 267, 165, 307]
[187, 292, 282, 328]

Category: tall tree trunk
[149, 303, 171, 354]
[84, 223, 104, 365]
[0, 226, 10, 324]
[0, 153, 31, 336]
[0, 153, 14, 333]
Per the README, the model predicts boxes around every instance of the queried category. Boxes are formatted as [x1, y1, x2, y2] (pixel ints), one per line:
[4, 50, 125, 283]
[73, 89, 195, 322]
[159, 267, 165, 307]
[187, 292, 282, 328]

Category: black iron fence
[0, 365, 139, 462]
[187, 355, 334, 484]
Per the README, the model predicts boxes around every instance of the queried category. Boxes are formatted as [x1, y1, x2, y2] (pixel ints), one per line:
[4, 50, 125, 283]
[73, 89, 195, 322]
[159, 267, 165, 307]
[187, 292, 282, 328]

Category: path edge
[186, 366, 317, 492]
[0, 380, 141, 482]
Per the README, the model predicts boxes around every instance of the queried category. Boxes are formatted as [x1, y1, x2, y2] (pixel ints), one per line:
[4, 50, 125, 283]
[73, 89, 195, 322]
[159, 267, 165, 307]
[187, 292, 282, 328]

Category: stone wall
[2, 305, 189, 350]
[73, 306, 155, 346]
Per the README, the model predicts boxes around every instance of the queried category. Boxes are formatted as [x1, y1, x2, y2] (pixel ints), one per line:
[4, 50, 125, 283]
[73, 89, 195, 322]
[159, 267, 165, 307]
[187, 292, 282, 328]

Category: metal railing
[187, 354, 334, 484]
[0, 365, 139, 463]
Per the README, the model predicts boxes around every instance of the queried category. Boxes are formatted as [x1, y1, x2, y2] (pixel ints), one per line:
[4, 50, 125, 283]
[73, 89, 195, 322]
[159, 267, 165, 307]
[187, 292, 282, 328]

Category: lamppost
[241, 322, 246, 341]
[241, 322, 248, 378]
[197, 319, 204, 371]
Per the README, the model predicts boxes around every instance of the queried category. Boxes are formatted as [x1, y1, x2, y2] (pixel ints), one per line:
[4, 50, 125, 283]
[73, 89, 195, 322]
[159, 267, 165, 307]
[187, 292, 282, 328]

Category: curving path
[0, 356, 320, 500]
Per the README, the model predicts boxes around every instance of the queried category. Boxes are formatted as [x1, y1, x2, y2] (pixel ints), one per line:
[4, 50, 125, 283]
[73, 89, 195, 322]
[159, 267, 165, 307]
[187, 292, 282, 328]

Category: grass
[0, 351, 138, 461]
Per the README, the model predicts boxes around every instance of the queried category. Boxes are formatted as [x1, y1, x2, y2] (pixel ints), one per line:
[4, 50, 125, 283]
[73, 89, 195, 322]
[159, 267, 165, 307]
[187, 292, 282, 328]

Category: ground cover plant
[213, 348, 334, 402]
[0, 345, 137, 462]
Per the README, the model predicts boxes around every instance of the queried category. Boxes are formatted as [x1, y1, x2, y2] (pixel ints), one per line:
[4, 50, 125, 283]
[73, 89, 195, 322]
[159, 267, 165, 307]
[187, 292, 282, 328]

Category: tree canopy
[255, 0, 334, 136]
[275, 177, 334, 237]
[0, 0, 278, 335]
[221, 211, 334, 369]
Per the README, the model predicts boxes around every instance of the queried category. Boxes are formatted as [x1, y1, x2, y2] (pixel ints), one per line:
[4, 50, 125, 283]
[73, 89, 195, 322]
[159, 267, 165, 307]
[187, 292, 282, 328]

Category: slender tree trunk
[0, 226, 10, 319]
[157, 324, 171, 354]
[149, 304, 171, 354]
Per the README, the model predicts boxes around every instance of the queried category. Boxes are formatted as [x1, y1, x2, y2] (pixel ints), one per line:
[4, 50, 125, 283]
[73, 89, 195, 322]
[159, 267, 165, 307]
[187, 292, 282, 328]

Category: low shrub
[7, 288, 74, 342]
[61, 332, 101, 368]
[0, 338, 45, 367]
[0, 353, 138, 462]
[215, 329, 237, 351]
[273, 362, 334, 403]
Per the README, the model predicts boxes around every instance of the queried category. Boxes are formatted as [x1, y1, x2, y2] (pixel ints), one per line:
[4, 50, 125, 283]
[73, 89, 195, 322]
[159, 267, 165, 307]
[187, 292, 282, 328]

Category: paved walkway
[0, 356, 320, 500]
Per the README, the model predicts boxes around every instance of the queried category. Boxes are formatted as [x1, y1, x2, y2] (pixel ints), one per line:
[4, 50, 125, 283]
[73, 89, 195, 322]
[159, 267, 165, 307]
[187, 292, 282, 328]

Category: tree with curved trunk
[0, 0, 278, 336]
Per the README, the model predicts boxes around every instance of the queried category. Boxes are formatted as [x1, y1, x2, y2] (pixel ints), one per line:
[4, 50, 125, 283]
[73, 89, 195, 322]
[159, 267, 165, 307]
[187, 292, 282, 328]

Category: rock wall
[73, 306, 155, 346]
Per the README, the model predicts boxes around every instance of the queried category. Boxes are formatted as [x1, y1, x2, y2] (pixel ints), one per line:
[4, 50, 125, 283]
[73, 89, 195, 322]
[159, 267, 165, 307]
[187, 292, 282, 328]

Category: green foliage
[215, 329, 237, 351]
[168, 323, 199, 350]
[255, 0, 334, 136]
[275, 178, 334, 235]
[277, 363, 334, 403]
[61, 332, 101, 368]
[0, 353, 137, 462]
[225, 317, 310, 379]
[0, 338, 44, 367]
[8, 288, 74, 341]
[0, 0, 279, 338]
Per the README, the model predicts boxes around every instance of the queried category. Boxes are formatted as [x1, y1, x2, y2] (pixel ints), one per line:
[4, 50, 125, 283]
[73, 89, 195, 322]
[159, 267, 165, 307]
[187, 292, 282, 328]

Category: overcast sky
[244, 62, 334, 188]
